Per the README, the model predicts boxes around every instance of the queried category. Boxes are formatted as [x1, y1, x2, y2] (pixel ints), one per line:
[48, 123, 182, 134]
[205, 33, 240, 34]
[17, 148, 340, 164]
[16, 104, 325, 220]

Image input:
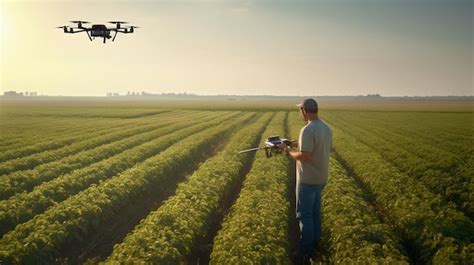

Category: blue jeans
[296, 183, 324, 255]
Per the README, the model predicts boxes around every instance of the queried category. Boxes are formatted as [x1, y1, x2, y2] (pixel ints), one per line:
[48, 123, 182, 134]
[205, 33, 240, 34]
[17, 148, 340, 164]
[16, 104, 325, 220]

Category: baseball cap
[297, 98, 318, 111]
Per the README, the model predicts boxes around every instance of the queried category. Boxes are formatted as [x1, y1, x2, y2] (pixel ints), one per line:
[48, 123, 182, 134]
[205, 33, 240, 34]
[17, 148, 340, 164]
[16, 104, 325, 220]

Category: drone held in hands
[238, 135, 297, 158]
[56, 21, 138, 43]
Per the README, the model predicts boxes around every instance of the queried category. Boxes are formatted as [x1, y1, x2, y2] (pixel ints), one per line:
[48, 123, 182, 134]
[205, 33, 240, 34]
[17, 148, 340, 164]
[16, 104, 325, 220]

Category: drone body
[238, 135, 297, 158]
[57, 21, 138, 43]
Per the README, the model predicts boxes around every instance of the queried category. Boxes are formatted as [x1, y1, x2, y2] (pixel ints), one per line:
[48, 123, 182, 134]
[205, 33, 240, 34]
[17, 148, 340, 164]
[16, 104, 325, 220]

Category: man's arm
[291, 125, 314, 161]
[279, 144, 312, 161]
[288, 150, 312, 161]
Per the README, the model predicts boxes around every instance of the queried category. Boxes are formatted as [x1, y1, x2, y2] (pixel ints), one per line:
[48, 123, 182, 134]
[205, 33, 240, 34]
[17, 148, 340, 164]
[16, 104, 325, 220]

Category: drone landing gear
[265, 148, 272, 158]
[112, 31, 118, 41]
[264, 147, 284, 158]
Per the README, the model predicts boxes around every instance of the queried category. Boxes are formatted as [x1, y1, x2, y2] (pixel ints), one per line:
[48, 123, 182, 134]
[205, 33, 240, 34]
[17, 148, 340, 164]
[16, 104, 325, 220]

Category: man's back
[296, 119, 332, 185]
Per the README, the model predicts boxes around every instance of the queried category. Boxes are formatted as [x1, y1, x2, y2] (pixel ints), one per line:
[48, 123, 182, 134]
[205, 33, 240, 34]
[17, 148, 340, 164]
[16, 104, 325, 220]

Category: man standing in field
[280, 98, 332, 264]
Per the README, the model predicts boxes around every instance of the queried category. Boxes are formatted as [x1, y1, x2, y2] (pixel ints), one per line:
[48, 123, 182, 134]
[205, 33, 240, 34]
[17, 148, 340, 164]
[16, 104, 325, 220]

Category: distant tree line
[106, 91, 198, 97]
[3, 91, 38, 97]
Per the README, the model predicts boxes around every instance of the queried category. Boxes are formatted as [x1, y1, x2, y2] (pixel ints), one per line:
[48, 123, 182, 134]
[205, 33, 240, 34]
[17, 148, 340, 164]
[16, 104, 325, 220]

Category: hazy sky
[1, 0, 472, 96]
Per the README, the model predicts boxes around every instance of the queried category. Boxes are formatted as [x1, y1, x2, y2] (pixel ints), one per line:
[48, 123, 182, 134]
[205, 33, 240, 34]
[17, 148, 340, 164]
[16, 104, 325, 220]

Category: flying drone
[238, 136, 297, 158]
[56, 21, 138, 43]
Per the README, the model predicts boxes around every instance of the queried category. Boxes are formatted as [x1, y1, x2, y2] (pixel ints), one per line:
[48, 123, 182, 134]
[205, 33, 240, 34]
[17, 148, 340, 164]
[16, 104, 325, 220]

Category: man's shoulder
[301, 122, 315, 134]
[320, 119, 332, 131]
[301, 119, 331, 134]
[300, 122, 311, 132]
[308, 119, 327, 129]
[308, 120, 332, 136]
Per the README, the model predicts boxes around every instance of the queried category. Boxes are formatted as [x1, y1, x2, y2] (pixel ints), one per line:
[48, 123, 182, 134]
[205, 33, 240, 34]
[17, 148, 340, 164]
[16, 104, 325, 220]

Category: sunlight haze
[1, 0, 472, 96]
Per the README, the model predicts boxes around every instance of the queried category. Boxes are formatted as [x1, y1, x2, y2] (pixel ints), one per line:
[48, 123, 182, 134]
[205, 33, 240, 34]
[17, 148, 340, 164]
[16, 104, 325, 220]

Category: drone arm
[65, 29, 88, 34]
[113, 28, 127, 33]
[115, 27, 137, 34]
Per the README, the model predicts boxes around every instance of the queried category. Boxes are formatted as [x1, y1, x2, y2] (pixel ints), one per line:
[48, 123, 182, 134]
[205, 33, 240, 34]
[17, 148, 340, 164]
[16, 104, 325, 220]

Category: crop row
[323, 158, 410, 264]
[0, 110, 176, 150]
[360, 111, 473, 138]
[0, 112, 254, 264]
[0, 115, 115, 141]
[330, 125, 474, 264]
[105, 112, 273, 263]
[0, 110, 178, 155]
[0, 111, 218, 200]
[0, 117, 103, 151]
[325, 114, 473, 218]
[326, 112, 466, 171]
[0, 111, 191, 176]
[345, 113, 474, 182]
[0, 110, 182, 160]
[210, 112, 290, 264]
[328, 111, 471, 172]
[0, 112, 232, 236]
[30, 109, 170, 119]
[0, 118, 135, 163]
[327, 111, 472, 158]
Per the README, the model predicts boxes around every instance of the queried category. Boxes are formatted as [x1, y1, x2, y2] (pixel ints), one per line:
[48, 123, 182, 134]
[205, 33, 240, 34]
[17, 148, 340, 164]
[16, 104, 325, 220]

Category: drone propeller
[70, 20, 90, 24]
[108, 21, 129, 24]
[56, 26, 71, 33]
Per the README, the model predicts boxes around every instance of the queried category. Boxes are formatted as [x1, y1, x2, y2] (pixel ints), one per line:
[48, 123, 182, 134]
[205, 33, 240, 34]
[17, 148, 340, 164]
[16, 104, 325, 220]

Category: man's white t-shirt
[296, 119, 333, 185]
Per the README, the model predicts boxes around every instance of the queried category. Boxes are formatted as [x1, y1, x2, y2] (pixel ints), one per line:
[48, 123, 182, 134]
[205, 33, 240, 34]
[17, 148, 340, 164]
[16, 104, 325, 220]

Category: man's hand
[277, 143, 291, 154]
[277, 143, 312, 161]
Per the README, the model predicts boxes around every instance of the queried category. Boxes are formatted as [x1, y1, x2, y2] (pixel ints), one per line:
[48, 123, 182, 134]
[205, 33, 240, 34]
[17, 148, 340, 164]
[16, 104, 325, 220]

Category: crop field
[0, 99, 472, 264]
